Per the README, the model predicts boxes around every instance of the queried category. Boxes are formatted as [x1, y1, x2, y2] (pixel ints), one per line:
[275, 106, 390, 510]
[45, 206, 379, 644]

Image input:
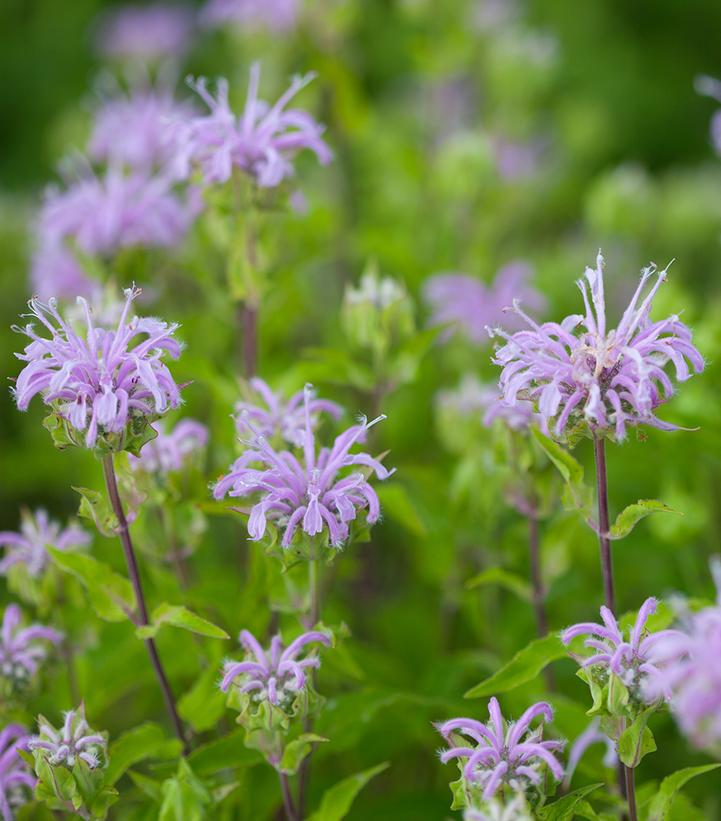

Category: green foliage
[135, 603, 229, 640]
[644, 764, 721, 820]
[307, 762, 389, 821]
[278, 733, 328, 775]
[538, 784, 604, 820]
[609, 499, 678, 540]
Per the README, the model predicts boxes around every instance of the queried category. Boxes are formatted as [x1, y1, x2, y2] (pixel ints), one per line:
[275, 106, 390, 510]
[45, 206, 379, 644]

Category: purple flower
[0, 724, 35, 821]
[1, 605, 62, 688]
[562, 597, 683, 701]
[130, 418, 208, 473]
[30, 241, 96, 302]
[493, 137, 544, 181]
[214, 386, 393, 548]
[437, 698, 564, 800]
[29, 705, 105, 769]
[12, 287, 183, 449]
[220, 629, 331, 708]
[642, 562, 721, 749]
[492, 254, 704, 441]
[199, 0, 298, 32]
[90, 87, 195, 172]
[235, 378, 342, 447]
[95, 2, 195, 62]
[37, 168, 199, 258]
[0, 509, 89, 579]
[437, 376, 536, 432]
[173, 64, 332, 188]
[424, 261, 545, 345]
[563, 718, 616, 788]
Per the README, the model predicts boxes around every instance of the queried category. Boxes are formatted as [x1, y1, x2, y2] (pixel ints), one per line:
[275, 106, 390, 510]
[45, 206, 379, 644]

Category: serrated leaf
[466, 567, 532, 602]
[617, 706, 657, 767]
[279, 733, 328, 776]
[538, 784, 603, 820]
[646, 764, 721, 820]
[136, 603, 229, 640]
[47, 547, 135, 622]
[106, 723, 182, 786]
[609, 499, 677, 540]
[465, 634, 566, 698]
[307, 762, 389, 821]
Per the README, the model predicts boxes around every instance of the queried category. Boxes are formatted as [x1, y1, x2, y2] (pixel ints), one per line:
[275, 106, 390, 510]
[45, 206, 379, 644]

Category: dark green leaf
[538, 784, 603, 820]
[307, 762, 389, 821]
[646, 764, 721, 820]
[465, 567, 532, 602]
[106, 723, 182, 785]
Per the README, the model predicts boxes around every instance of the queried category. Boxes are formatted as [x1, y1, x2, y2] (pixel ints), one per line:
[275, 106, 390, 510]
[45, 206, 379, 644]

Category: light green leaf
[538, 784, 603, 820]
[74, 486, 119, 537]
[106, 723, 182, 785]
[279, 734, 328, 776]
[159, 760, 211, 821]
[617, 706, 657, 767]
[609, 499, 677, 540]
[465, 634, 566, 698]
[646, 764, 721, 820]
[307, 762, 389, 821]
[531, 429, 590, 512]
[47, 547, 135, 622]
[466, 567, 532, 602]
[136, 603, 229, 640]
[178, 665, 227, 733]
[377, 484, 426, 537]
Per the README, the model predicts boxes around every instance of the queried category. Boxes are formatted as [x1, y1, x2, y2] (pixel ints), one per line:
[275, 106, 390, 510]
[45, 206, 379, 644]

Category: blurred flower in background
[199, 0, 299, 33]
[95, 2, 195, 64]
[1, 604, 62, 688]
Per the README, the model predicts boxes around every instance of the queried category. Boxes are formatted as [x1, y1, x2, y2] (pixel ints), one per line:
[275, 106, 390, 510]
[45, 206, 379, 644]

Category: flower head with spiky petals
[12, 287, 183, 450]
[235, 378, 342, 448]
[562, 597, 683, 703]
[1, 605, 62, 689]
[0, 724, 35, 821]
[130, 418, 208, 473]
[0, 509, 89, 579]
[464, 794, 533, 821]
[173, 63, 332, 188]
[28, 705, 106, 770]
[214, 385, 394, 548]
[490, 253, 704, 442]
[437, 698, 564, 802]
[220, 629, 330, 711]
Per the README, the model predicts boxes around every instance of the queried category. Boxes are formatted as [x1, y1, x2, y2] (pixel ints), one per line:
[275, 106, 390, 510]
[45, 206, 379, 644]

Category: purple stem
[102, 454, 188, 752]
[278, 771, 298, 821]
[625, 765, 638, 821]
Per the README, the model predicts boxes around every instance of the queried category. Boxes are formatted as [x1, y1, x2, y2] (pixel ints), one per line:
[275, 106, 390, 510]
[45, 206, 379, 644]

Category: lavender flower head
[642, 560, 721, 750]
[562, 597, 683, 702]
[29, 705, 105, 770]
[220, 629, 331, 710]
[214, 385, 394, 548]
[95, 2, 195, 63]
[0, 724, 35, 821]
[30, 241, 96, 302]
[130, 418, 208, 473]
[0, 509, 89, 579]
[1, 605, 62, 688]
[235, 378, 342, 447]
[437, 698, 564, 802]
[437, 376, 536, 433]
[464, 795, 532, 821]
[424, 261, 544, 345]
[173, 63, 332, 188]
[38, 168, 199, 258]
[491, 253, 704, 441]
[199, 0, 299, 33]
[12, 287, 183, 450]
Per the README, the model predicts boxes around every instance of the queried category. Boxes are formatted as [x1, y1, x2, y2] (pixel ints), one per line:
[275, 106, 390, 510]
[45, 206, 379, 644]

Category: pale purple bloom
[0, 509, 89, 579]
[38, 168, 199, 258]
[214, 386, 393, 548]
[29, 705, 105, 770]
[436, 375, 535, 431]
[437, 698, 564, 800]
[562, 598, 683, 701]
[1, 605, 62, 687]
[642, 561, 721, 749]
[0, 725, 35, 821]
[695, 75, 721, 156]
[30, 241, 96, 302]
[12, 287, 182, 449]
[199, 0, 298, 32]
[491, 253, 704, 441]
[235, 378, 342, 447]
[95, 3, 194, 62]
[220, 629, 330, 708]
[90, 87, 194, 171]
[563, 718, 616, 788]
[173, 64, 332, 188]
[493, 137, 543, 181]
[130, 418, 208, 473]
[424, 261, 544, 345]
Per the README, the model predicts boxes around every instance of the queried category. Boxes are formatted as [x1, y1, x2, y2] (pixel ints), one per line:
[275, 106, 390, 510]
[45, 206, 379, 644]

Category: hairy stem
[101, 454, 188, 752]
[278, 771, 298, 821]
[592, 435, 615, 613]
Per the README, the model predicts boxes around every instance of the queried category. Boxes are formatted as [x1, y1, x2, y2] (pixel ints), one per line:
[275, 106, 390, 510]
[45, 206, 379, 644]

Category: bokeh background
[2, 0, 721, 817]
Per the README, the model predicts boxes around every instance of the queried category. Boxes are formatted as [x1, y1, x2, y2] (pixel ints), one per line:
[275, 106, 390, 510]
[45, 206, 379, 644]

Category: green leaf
[74, 486, 119, 537]
[106, 723, 182, 786]
[538, 784, 603, 820]
[279, 733, 328, 776]
[136, 603, 229, 640]
[159, 760, 211, 821]
[47, 547, 135, 622]
[465, 634, 566, 698]
[465, 567, 532, 602]
[617, 707, 657, 767]
[531, 429, 590, 512]
[609, 499, 677, 540]
[187, 730, 263, 776]
[646, 764, 721, 820]
[376, 484, 426, 537]
[178, 665, 228, 733]
[307, 762, 389, 821]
